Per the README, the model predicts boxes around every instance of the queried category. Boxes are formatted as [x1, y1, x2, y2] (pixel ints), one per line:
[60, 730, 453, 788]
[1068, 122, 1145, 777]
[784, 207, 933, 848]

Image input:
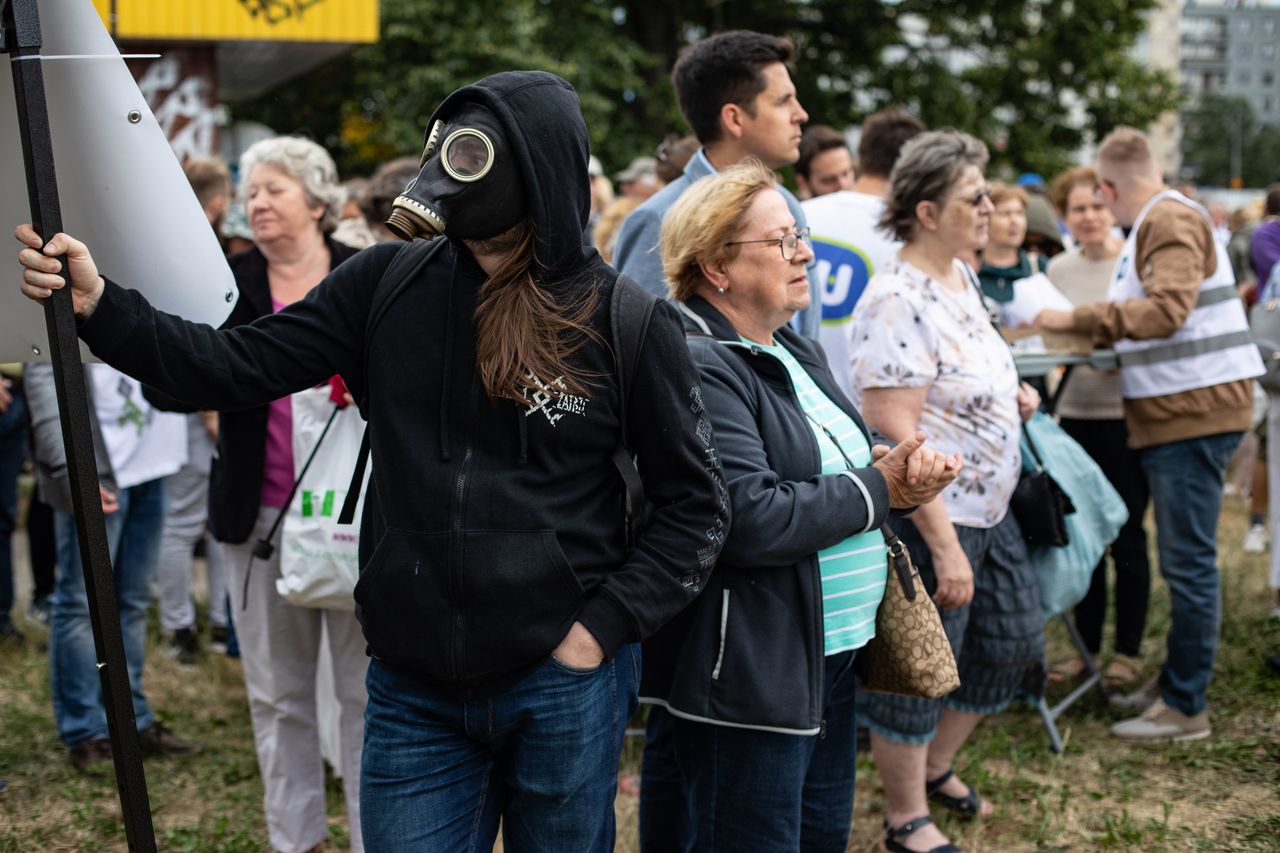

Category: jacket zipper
[449, 381, 479, 685]
[711, 590, 730, 680]
[747, 346, 826, 724]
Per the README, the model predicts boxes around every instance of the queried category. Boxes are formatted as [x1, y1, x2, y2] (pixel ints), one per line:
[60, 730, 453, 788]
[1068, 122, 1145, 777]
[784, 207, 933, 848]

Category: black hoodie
[77, 71, 729, 696]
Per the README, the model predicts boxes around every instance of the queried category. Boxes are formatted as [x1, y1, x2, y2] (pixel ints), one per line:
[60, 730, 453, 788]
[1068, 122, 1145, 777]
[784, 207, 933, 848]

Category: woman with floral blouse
[848, 130, 1046, 853]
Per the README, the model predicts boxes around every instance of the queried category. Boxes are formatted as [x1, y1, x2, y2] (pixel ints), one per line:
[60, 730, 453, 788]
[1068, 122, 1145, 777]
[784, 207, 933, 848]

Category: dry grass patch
[1, 500, 1277, 850]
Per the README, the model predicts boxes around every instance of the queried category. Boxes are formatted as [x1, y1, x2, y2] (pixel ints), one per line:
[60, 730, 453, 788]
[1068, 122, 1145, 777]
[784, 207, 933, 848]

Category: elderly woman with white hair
[216, 136, 366, 853]
[849, 130, 1045, 853]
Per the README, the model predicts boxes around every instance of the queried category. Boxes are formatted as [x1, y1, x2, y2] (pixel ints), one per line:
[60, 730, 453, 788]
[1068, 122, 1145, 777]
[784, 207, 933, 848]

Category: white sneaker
[1109, 674, 1160, 711]
[1111, 698, 1211, 742]
[1241, 523, 1269, 553]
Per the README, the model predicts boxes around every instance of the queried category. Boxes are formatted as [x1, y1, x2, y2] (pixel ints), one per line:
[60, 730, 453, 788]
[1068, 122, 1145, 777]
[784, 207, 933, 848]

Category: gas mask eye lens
[441, 129, 494, 181]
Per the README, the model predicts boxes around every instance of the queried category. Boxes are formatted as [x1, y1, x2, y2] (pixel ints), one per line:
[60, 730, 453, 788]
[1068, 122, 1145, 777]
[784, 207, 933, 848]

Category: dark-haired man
[613, 29, 822, 339]
[796, 125, 855, 199]
[802, 108, 924, 395]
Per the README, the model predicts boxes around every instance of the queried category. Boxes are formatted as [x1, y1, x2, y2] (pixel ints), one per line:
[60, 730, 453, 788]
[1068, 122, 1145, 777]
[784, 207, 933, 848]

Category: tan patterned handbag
[854, 526, 960, 699]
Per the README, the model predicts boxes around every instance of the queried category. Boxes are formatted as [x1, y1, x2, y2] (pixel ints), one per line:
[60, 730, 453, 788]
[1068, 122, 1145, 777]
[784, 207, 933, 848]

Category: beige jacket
[1069, 197, 1253, 448]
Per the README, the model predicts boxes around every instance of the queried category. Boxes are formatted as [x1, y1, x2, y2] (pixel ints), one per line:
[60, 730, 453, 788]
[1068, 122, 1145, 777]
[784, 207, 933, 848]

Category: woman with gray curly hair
[848, 130, 1046, 853]
[215, 135, 367, 853]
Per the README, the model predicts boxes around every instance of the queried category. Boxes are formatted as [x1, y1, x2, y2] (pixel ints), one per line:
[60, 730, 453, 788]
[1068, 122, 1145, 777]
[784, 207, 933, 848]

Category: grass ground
[1, 498, 1277, 851]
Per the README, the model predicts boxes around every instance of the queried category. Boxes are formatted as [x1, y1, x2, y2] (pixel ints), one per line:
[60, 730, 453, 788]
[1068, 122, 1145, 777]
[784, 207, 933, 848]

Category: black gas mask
[386, 104, 528, 242]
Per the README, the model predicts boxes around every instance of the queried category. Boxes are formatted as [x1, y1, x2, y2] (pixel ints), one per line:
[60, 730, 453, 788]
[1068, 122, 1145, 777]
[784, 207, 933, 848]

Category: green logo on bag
[301, 490, 337, 518]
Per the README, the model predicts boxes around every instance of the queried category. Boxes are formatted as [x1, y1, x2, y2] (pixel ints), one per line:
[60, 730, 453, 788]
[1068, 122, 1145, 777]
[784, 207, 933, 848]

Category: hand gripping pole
[1, 0, 156, 848]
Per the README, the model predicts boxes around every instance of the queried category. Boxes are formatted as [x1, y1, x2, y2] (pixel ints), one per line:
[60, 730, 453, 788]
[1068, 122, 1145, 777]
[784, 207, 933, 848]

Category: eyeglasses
[954, 186, 992, 208]
[725, 227, 812, 261]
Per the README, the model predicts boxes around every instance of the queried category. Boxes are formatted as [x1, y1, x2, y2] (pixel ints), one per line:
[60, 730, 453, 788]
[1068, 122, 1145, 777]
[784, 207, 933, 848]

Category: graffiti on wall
[238, 0, 328, 25]
[136, 55, 218, 162]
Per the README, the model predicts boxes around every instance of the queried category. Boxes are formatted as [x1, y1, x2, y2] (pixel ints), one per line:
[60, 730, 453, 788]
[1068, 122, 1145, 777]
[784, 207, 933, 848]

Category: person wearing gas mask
[14, 71, 727, 852]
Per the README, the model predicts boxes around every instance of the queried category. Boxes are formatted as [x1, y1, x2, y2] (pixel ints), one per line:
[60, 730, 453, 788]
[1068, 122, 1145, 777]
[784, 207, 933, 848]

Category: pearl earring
[717, 286, 725, 294]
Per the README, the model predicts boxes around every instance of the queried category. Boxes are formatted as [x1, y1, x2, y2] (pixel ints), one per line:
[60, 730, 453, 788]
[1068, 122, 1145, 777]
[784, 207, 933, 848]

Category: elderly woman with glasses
[642, 159, 961, 852]
[847, 130, 1045, 853]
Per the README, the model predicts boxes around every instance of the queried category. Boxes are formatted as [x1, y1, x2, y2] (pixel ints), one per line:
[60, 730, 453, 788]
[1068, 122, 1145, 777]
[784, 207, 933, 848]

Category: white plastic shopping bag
[277, 385, 369, 610]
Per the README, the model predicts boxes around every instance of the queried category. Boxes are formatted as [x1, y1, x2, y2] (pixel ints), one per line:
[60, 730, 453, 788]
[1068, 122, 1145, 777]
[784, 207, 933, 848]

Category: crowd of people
[1, 25, 1278, 853]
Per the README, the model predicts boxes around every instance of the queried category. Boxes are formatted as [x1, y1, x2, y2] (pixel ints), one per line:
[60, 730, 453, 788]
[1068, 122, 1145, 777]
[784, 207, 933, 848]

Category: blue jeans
[360, 644, 640, 852]
[0, 384, 27, 630]
[1138, 431, 1241, 716]
[50, 477, 166, 747]
[670, 651, 858, 853]
[639, 706, 693, 853]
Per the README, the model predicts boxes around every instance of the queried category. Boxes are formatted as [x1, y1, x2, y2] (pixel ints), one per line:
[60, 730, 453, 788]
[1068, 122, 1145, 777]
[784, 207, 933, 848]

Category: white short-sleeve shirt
[848, 257, 1021, 528]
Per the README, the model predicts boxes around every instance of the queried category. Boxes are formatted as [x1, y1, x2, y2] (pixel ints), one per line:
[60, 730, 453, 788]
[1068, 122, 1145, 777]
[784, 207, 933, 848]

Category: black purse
[1009, 423, 1075, 547]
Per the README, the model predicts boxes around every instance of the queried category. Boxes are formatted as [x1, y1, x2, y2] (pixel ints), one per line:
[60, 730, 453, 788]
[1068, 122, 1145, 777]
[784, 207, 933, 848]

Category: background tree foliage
[1180, 93, 1280, 188]
[235, 0, 1182, 181]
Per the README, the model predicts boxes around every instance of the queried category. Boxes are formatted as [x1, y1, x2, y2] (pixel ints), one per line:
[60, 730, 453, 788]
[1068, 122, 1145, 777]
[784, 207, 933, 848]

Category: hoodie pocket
[352, 527, 585, 685]
[459, 529, 585, 681]
[353, 528, 455, 682]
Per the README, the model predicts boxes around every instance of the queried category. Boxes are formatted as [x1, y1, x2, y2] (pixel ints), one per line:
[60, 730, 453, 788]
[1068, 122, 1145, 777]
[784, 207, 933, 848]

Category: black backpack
[338, 239, 657, 546]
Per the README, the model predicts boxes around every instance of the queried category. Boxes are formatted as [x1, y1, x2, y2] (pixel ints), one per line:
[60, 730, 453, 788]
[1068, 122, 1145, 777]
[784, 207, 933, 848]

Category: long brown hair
[473, 220, 601, 404]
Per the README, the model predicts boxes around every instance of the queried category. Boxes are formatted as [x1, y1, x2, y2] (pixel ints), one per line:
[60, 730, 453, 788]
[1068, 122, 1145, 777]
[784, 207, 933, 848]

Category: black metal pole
[1, 1, 156, 849]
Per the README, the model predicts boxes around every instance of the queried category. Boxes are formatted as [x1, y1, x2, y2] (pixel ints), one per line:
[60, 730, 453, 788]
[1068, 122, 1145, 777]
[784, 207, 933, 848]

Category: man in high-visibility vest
[1037, 126, 1264, 742]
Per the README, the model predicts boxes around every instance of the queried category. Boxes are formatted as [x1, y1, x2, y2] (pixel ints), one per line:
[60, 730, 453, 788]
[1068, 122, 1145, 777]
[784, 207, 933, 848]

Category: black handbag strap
[882, 525, 917, 602]
[959, 263, 1048, 472]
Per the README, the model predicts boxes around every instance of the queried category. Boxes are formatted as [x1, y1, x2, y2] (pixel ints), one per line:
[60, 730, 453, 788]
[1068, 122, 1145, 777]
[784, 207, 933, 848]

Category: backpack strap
[338, 238, 449, 525]
[336, 425, 371, 525]
[610, 274, 659, 547]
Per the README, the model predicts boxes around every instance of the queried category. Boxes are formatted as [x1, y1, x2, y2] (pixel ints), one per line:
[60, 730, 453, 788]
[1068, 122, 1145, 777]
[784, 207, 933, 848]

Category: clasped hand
[871, 431, 963, 509]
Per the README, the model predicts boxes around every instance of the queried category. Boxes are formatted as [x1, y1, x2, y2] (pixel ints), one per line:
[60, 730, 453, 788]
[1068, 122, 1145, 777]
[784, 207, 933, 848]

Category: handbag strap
[960, 263, 1049, 472]
[1019, 419, 1047, 472]
[881, 525, 917, 602]
[805, 415, 918, 601]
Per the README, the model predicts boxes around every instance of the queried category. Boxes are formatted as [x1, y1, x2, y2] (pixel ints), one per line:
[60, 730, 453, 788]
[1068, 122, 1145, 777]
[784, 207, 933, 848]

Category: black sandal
[883, 816, 962, 853]
[925, 769, 984, 819]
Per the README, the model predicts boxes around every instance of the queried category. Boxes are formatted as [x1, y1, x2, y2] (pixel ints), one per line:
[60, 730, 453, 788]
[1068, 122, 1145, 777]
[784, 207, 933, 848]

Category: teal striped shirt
[748, 339, 887, 656]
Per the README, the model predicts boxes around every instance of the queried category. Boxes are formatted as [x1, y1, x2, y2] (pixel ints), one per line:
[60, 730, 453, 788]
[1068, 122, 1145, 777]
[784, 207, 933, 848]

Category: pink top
[260, 297, 295, 508]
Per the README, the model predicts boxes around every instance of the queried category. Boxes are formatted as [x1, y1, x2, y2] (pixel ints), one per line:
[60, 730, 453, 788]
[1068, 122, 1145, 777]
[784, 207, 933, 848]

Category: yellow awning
[95, 0, 379, 44]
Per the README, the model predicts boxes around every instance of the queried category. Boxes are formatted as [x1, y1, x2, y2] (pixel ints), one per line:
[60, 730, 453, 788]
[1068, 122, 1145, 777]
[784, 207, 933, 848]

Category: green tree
[235, 0, 1183, 181]
[601, 0, 1183, 178]
[1181, 93, 1280, 188]
[234, 0, 650, 175]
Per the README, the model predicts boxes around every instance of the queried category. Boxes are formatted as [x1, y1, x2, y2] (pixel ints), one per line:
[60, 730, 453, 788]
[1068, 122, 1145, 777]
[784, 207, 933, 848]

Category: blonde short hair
[1097, 126, 1158, 181]
[988, 182, 1028, 210]
[661, 159, 778, 302]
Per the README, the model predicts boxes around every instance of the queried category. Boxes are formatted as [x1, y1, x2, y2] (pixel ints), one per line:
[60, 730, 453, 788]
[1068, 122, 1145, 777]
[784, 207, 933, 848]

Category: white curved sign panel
[0, 0, 237, 362]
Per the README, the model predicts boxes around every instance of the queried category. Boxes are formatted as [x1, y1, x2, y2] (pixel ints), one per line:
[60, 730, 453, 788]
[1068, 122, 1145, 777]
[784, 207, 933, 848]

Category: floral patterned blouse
[848, 257, 1021, 528]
